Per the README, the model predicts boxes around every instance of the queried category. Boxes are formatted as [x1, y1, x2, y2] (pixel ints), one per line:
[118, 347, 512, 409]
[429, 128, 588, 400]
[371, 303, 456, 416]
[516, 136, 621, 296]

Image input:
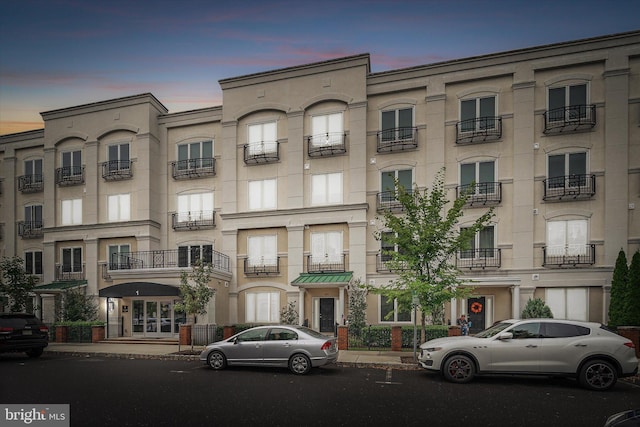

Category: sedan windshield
[474, 321, 514, 338]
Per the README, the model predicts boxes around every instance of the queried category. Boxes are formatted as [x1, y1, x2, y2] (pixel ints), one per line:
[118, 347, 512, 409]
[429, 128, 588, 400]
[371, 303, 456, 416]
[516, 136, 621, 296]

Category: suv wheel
[579, 359, 617, 391]
[442, 355, 475, 384]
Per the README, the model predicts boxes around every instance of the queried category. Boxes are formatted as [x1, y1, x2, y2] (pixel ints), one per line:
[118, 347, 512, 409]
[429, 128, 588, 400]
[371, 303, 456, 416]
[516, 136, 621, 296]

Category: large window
[548, 152, 587, 188]
[25, 251, 43, 275]
[248, 179, 276, 210]
[380, 296, 411, 322]
[546, 288, 588, 321]
[62, 247, 82, 272]
[311, 173, 342, 205]
[178, 244, 213, 267]
[248, 122, 277, 155]
[382, 169, 412, 194]
[108, 143, 130, 169]
[247, 235, 277, 267]
[23, 159, 43, 187]
[310, 232, 342, 263]
[460, 226, 495, 258]
[548, 83, 587, 122]
[177, 140, 213, 169]
[108, 194, 130, 222]
[311, 113, 343, 145]
[61, 199, 82, 225]
[547, 220, 588, 256]
[246, 292, 280, 323]
[460, 161, 496, 194]
[62, 150, 82, 176]
[25, 205, 43, 225]
[381, 108, 413, 141]
[460, 96, 496, 131]
[177, 193, 213, 222]
[108, 244, 130, 269]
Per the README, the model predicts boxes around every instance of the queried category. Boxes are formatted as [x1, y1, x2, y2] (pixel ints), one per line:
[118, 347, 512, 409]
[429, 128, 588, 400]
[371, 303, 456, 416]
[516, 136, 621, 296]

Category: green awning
[33, 280, 88, 293]
[291, 272, 353, 286]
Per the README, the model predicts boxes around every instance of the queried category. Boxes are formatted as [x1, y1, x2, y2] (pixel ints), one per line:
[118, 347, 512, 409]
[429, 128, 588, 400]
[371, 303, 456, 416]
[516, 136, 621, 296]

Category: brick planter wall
[618, 326, 640, 358]
[223, 325, 235, 340]
[448, 326, 461, 337]
[91, 325, 105, 343]
[55, 325, 69, 342]
[337, 326, 348, 350]
[391, 326, 402, 351]
[179, 324, 192, 346]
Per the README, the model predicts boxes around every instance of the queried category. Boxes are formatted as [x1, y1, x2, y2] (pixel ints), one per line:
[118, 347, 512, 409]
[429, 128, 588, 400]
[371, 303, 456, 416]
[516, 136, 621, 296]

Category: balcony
[307, 133, 347, 157]
[456, 249, 502, 269]
[543, 105, 596, 134]
[456, 182, 502, 206]
[543, 175, 595, 201]
[376, 127, 418, 153]
[56, 264, 85, 281]
[306, 254, 347, 273]
[376, 253, 408, 273]
[171, 158, 216, 180]
[102, 160, 133, 181]
[244, 257, 280, 275]
[172, 211, 215, 230]
[109, 249, 230, 273]
[55, 166, 85, 186]
[376, 190, 413, 213]
[18, 221, 43, 238]
[18, 175, 44, 193]
[244, 142, 280, 165]
[543, 245, 595, 267]
[456, 117, 502, 144]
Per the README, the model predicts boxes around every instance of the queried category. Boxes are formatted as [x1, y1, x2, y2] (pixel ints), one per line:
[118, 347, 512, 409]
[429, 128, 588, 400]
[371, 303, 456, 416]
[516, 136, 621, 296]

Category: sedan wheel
[442, 355, 475, 384]
[579, 359, 617, 391]
[207, 351, 227, 370]
[289, 353, 311, 375]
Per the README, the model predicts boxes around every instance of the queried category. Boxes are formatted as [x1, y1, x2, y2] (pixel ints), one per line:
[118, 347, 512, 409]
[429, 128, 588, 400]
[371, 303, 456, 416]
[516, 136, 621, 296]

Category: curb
[45, 351, 200, 361]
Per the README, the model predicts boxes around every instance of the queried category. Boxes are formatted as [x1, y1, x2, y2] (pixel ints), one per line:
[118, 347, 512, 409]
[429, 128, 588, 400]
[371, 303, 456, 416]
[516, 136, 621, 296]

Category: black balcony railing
[376, 127, 418, 153]
[376, 190, 413, 213]
[172, 211, 215, 230]
[456, 249, 502, 269]
[456, 182, 502, 206]
[376, 253, 408, 273]
[101, 160, 133, 180]
[171, 158, 216, 179]
[243, 142, 280, 164]
[109, 249, 230, 273]
[56, 264, 85, 281]
[307, 133, 347, 157]
[244, 257, 280, 275]
[543, 244, 595, 267]
[456, 117, 502, 144]
[18, 221, 43, 238]
[543, 105, 596, 134]
[306, 254, 347, 273]
[18, 175, 44, 193]
[55, 166, 85, 186]
[543, 174, 596, 201]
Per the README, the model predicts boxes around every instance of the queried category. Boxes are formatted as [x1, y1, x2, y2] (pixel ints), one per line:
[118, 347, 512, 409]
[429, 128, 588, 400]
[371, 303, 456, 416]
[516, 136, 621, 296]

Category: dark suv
[0, 313, 49, 357]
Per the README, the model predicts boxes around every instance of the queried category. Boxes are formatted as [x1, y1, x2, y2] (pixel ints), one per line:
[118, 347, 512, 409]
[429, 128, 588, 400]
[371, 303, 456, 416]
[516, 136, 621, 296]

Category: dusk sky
[1, 0, 638, 136]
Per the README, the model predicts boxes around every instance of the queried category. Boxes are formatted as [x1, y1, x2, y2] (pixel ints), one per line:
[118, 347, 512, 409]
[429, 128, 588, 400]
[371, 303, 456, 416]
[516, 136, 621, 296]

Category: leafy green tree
[625, 251, 640, 326]
[347, 278, 367, 337]
[521, 297, 553, 319]
[60, 288, 98, 322]
[280, 301, 299, 325]
[608, 249, 629, 327]
[374, 168, 494, 341]
[0, 256, 37, 312]
[174, 259, 215, 325]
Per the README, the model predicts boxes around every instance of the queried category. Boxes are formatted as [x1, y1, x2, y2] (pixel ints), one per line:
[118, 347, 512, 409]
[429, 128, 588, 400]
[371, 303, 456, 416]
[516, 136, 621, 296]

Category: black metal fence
[192, 324, 224, 345]
[347, 325, 449, 350]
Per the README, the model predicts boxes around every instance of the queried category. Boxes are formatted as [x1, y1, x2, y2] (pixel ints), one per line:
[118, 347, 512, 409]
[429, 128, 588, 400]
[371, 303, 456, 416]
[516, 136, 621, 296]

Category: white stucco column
[511, 284, 521, 319]
[602, 284, 611, 324]
[450, 297, 458, 324]
[338, 286, 345, 326]
[298, 288, 306, 326]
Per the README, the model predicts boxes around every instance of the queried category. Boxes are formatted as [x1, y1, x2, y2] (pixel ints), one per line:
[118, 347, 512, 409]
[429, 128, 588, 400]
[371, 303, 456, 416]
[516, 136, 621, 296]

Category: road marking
[375, 368, 402, 385]
[170, 370, 190, 374]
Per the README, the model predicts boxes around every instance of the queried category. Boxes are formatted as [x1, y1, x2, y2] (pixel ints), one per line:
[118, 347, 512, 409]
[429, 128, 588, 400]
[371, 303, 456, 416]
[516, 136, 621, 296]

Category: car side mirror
[497, 332, 513, 340]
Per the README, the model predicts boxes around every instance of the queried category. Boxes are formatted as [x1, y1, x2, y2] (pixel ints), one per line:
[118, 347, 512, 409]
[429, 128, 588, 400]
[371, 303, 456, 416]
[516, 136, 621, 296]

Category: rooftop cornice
[40, 93, 168, 121]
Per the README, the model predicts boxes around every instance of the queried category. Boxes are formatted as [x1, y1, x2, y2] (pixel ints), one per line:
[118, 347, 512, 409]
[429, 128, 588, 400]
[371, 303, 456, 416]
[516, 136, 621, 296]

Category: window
[177, 140, 213, 170]
[548, 83, 587, 122]
[380, 232, 397, 262]
[381, 108, 413, 141]
[382, 169, 412, 194]
[248, 179, 276, 210]
[177, 193, 213, 222]
[268, 328, 297, 341]
[311, 232, 342, 263]
[108, 244, 130, 269]
[62, 150, 82, 176]
[460, 161, 495, 194]
[311, 113, 343, 145]
[62, 247, 82, 272]
[460, 97, 496, 131]
[380, 297, 411, 322]
[24, 159, 43, 181]
[509, 322, 541, 339]
[25, 205, 43, 225]
[542, 322, 590, 338]
[546, 288, 588, 321]
[248, 122, 277, 155]
[548, 152, 587, 188]
[547, 220, 588, 256]
[108, 194, 130, 222]
[61, 199, 82, 225]
[248, 235, 277, 267]
[25, 251, 43, 275]
[311, 173, 342, 205]
[108, 143, 130, 170]
[178, 244, 213, 267]
[460, 226, 495, 258]
[246, 292, 280, 323]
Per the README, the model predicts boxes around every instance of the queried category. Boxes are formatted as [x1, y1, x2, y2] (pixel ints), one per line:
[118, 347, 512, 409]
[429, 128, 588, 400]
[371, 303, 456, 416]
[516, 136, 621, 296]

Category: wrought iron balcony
[306, 254, 347, 273]
[171, 158, 216, 179]
[18, 175, 44, 193]
[101, 160, 133, 181]
[244, 257, 280, 275]
[307, 133, 347, 157]
[543, 245, 595, 267]
[55, 263, 85, 281]
[18, 221, 43, 238]
[109, 249, 230, 273]
[376, 253, 408, 273]
[376, 190, 413, 213]
[456, 249, 502, 269]
[376, 127, 418, 153]
[543, 105, 596, 134]
[456, 117, 502, 144]
[172, 211, 215, 230]
[543, 174, 595, 201]
[244, 142, 280, 164]
[456, 182, 502, 206]
[55, 166, 85, 186]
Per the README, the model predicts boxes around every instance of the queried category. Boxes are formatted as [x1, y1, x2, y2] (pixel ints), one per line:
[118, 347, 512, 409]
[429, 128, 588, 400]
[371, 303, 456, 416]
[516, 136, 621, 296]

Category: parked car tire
[289, 353, 311, 375]
[579, 359, 617, 391]
[26, 348, 44, 358]
[442, 354, 475, 384]
[207, 351, 227, 370]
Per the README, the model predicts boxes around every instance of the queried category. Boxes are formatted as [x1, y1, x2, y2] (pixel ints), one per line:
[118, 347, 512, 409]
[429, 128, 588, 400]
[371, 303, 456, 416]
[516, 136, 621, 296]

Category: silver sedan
[418, 318, 638, 390]
[199, 325, 338, 375]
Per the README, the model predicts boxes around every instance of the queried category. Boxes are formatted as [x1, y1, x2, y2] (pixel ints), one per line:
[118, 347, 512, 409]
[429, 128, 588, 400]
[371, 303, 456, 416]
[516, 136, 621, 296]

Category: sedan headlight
[424, 347, 442, 352]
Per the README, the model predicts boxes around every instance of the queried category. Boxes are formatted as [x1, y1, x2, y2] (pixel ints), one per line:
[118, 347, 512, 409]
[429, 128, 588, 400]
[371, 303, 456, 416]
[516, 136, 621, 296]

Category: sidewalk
[44, 342, 420, 369]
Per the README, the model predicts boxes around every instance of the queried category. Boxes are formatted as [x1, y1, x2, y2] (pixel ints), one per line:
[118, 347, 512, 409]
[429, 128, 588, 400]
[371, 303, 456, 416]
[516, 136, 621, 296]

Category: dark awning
[33, 280, 88, 294]
[98, 282, 180, 298]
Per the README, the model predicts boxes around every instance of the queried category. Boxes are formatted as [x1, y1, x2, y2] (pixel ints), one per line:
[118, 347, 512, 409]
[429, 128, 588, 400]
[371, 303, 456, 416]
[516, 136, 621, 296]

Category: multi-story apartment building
[1, 31, 639, 338]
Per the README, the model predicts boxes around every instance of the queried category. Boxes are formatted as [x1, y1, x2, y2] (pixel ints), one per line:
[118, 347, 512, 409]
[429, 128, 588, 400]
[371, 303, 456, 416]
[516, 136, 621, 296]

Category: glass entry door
[132, 299, 174, 337]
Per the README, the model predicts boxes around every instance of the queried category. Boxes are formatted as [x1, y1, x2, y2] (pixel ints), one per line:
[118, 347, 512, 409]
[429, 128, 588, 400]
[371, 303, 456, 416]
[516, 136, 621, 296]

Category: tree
[608, 249, 629, 327]
[280, 301, 299, 325]
[0, 256, 37, 312]
[60, 288, 98, 322]
[347, 278, 367, 337]
[374, 168, 494, 341]
[626, 251, 640, 326]
[521, 297, 553, 318]
[174, 259, 215, 325]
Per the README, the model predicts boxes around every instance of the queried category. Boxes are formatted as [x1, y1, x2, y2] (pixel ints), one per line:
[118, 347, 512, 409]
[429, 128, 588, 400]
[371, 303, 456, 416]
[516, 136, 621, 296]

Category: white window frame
[459, 96, 497, 131]
[546, 219, 588, 257]
[61, 247, 83, 272]
[25, 250, 43, 275]
[108, 194, 130, 222]
[108, 244, 131, 269]
[310, 231, 343, 264]
[248, 121, 277, 155]
[247, 235, 277, 267]
[24, 158, 43, 177]
[379, 296, 412, 323]
[546, 151, 589, 190]
[547, 82, 589, 122]
[178, 244, 213, 267]
[311, 172, 342, 205]
[545, 288, 588, 321]
[460, 225, 496, 259]
[177, 192, 214, 222]
[177, 140, 213, 170]
[380, 107, 414, 141]
[61, 150, 82, 176]
[246, 291, 280, 323]
[248, 179, 276, 210]
[61, 199, 82, 225]
[311, 112, 343, 146]
[459, 160, 496, 195]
